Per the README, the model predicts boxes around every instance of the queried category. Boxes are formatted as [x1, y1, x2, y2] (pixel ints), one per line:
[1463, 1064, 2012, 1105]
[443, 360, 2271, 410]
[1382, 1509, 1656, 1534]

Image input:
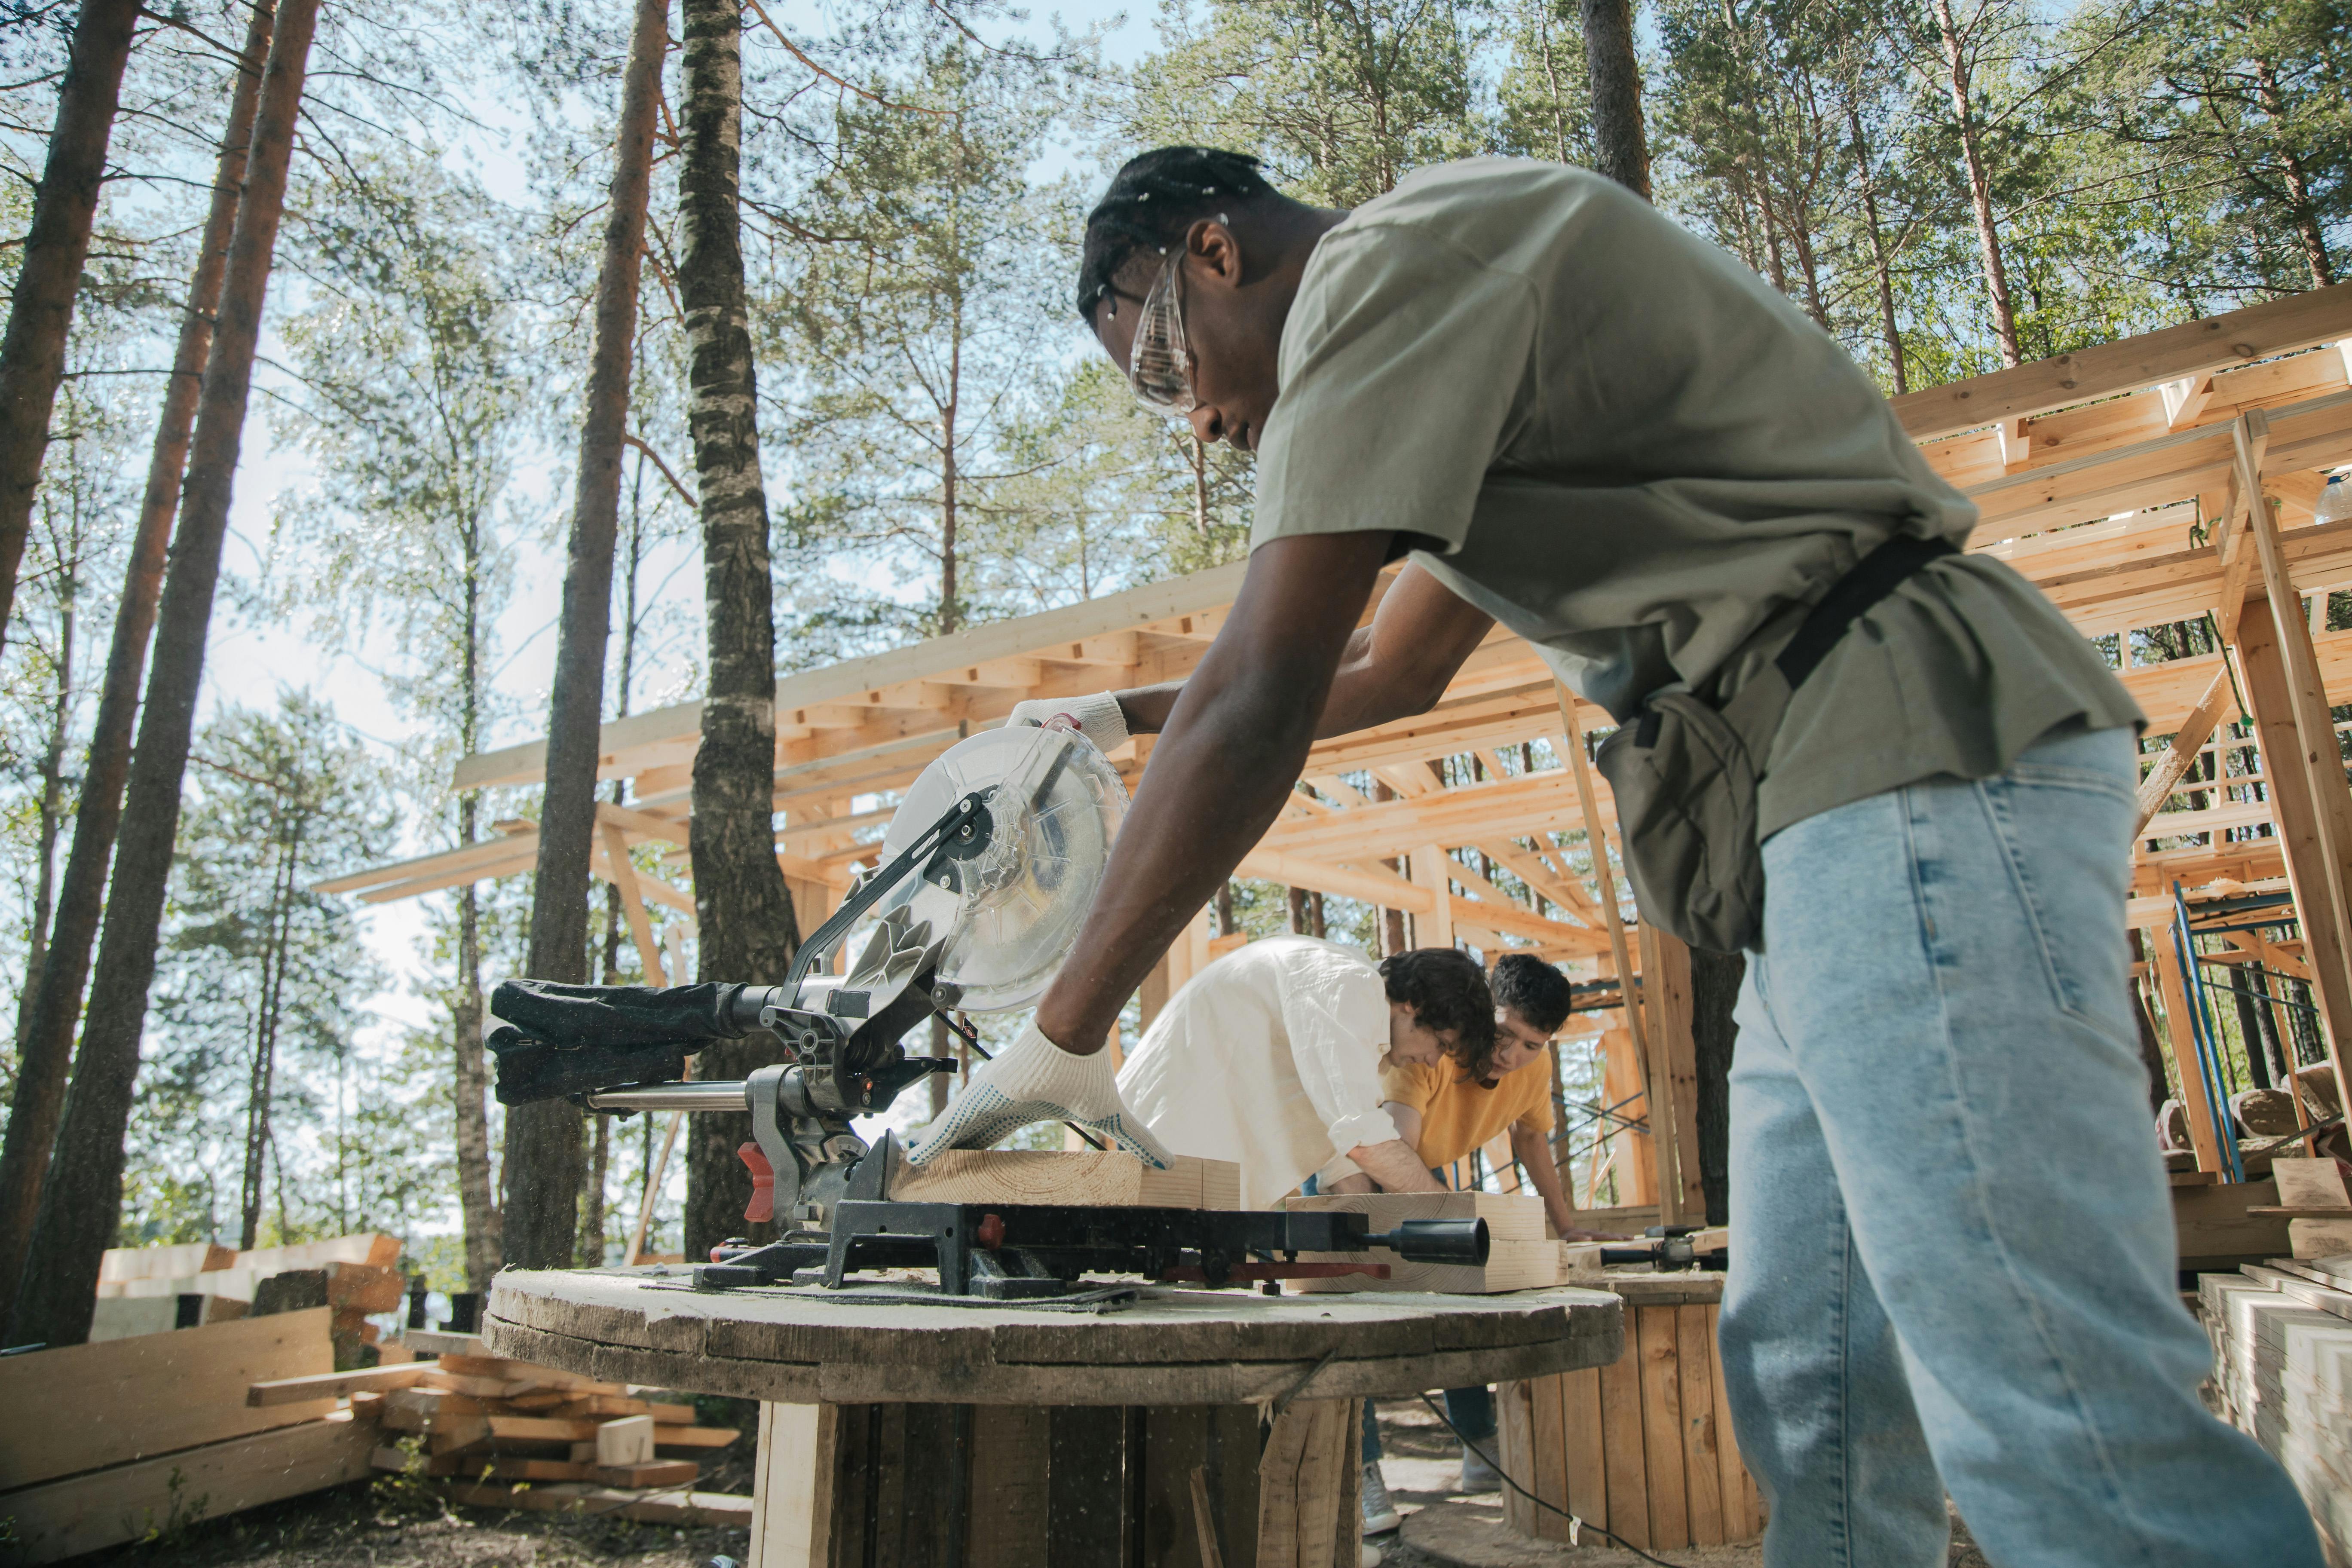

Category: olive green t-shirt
[1250, 158, 2141, 839]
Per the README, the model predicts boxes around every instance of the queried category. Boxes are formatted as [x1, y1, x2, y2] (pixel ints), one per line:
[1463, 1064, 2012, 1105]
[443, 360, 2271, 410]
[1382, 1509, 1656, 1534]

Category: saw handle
[1364, 1217, 1489, 1266]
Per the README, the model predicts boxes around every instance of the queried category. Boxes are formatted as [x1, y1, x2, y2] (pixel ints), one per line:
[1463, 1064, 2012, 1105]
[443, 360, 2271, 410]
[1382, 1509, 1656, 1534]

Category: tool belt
[1594, 532, 1958, 953]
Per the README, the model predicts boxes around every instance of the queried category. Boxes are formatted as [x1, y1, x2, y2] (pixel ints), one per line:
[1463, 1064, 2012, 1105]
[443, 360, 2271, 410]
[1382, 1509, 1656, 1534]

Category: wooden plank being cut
[885, 1146, 1240, 1209]
[1, 1413, 373, 1564]
[0, 1306, 335, 1488]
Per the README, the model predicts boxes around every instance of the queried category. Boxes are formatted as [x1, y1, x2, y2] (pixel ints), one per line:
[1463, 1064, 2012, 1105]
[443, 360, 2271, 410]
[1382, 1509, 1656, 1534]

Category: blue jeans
[1719, 725, 2321, 1568]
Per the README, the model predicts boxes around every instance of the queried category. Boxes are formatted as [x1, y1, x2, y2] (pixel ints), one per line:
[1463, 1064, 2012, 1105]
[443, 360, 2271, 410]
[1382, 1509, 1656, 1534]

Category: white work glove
[1007, 691, 1129, 756]
[906, 1020, 1173, 1169]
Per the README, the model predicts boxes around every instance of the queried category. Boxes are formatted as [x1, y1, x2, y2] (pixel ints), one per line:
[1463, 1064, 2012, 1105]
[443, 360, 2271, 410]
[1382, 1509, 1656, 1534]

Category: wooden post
[1642, 925, 1705, 1224]
[2235, 413, 2352, 1115]
[1410, 845, 1455, 949]
[1555, 683, 1652, 1095]
[2149, 931, 2225, 1174]
[1599, 1026, 1657, 1207]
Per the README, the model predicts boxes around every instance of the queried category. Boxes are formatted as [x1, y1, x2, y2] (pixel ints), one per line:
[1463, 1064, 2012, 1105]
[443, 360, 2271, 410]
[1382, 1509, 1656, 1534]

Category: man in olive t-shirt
[904, 147, 2320, 1567]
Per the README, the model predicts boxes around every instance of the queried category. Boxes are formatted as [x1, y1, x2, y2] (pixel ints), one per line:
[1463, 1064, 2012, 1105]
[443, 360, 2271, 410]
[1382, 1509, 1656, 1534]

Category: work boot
[1458, 1442, 1501, 1494]
[1362, 1461, 1401, 1534]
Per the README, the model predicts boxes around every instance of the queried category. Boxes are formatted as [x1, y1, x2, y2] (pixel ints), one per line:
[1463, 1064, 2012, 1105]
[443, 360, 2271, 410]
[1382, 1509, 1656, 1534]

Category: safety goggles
[1125, 245, 1198, 416]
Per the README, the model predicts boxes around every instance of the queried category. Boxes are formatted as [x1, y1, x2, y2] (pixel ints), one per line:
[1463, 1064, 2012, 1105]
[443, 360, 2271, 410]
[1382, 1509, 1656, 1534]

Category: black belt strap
[1774, 533, 1959, 692]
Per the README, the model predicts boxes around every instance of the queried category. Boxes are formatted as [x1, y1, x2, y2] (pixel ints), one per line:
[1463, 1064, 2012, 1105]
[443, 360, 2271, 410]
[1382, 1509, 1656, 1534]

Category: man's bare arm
[1381, 1100, 1423, 1155]
[1110, 563, 1493, 740]
[1032, 532, 1396, 1055]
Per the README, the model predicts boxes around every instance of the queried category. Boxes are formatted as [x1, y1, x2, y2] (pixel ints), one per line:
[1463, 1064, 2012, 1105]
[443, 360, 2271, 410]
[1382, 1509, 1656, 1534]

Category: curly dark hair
[1491, 952, 1575, 1035]
[1379, 947, 1499, 1081]
[1075, 147, 1279, 323]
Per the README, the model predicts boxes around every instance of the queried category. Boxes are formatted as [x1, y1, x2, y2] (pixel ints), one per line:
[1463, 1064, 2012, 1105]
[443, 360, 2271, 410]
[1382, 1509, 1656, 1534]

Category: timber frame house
[325, 282, 2352, 1213]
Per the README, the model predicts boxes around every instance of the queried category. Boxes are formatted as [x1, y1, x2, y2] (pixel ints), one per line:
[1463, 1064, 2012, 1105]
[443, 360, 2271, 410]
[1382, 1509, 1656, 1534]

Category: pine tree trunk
[0, 0, 143, 643]
[1848, 103, 1908, 393]
[2251, 57, 2333, 288]
[1932, 0, 2020, 366]
[678, 0, 798, 1262]
[7, 0, 319, 1346]
[0, 0, 271, 1305]
[1579, 0, 1650, 200]
[506, 0, 668, 1271]
[24, 590, 74, 1005]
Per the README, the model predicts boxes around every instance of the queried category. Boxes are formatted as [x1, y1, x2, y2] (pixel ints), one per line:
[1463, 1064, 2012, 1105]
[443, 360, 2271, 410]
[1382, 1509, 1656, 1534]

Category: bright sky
[188, 0, 1162, 1225]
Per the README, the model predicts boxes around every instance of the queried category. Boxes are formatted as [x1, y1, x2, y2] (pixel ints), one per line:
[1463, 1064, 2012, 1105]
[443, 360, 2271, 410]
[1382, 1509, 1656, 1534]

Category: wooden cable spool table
[487, 1268, 1623, 1567]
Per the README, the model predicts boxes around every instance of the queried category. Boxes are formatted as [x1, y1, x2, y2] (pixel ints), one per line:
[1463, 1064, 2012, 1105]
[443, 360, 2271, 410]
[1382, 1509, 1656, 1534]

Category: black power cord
[1415, 1393, 1687, 1567]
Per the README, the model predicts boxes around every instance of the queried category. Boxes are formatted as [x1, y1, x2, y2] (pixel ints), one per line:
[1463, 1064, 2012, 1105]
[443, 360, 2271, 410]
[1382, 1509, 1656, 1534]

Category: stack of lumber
[358, 1330, 746, 1516]
[91, 1232, 406, 1361]
[1282, 1192, 1580, 1293]
[2199, 1259, 2352, 1560]
[0, 1307, 375, 1563]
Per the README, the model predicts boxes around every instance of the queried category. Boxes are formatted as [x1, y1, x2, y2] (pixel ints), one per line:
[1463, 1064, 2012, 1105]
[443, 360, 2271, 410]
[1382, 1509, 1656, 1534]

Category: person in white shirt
[1115, 937, 1491, 1210]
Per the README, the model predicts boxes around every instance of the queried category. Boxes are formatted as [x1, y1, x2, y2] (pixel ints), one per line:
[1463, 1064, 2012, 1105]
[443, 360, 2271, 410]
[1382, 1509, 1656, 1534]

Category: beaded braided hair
[1076, 147, 1278, 324]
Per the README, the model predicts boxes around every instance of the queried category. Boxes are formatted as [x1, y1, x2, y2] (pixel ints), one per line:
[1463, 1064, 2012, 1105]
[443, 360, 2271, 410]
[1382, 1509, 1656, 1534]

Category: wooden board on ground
[233, 1233, 401, 1274]
[0, 1412, 373, 1564]
[250, 1359, 434, 1405]
[885, 1146, 1240, 1210]
[98, 1241, 236, 1286]
[88, 1292, 249, 1342]
[0, 1306, 335, 1488]
[442, 1479, 751, 1526]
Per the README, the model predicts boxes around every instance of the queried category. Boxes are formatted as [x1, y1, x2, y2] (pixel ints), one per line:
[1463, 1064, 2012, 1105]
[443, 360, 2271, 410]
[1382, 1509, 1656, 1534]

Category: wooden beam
[1556, 682, 1651, 1094]
[2236, 435, 2352, 1112]
[2161, 371, 2216, 431]
[2148, 930, 2224, 1174]
[2134, 664, 2238, 836]
[1894, 281, 2352, 442]
[1642, 925, 1705, 1225]
[1411, 845, 1456, 949]
[597, 822, 668, 984]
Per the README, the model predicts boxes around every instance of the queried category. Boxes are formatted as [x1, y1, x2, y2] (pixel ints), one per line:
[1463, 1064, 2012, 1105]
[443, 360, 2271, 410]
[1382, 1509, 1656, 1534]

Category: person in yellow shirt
[1378, 953, 1586, 1241]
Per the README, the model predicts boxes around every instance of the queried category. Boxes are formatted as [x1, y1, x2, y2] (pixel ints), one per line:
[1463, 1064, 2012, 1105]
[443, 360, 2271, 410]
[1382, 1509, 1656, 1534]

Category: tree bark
[677, 0, 799, 1262]
[0, 0, 272, 1306]
[2250, 56, 2334, 289]
[8, 0, 319, 1346]
[0, 0, 143, 644]
[505, 0, 668, 1271]
[24, 585, 74, 1005]
[1688, 948, 1742, 1227]
[1848, 101, 1908, 394]
[1579, 0, 1650, 200]
[1931, 0, 2020, 366]
[453, 511, 500, 1288]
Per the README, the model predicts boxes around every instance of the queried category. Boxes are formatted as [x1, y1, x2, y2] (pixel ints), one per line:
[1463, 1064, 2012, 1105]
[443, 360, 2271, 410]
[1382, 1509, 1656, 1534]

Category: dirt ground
[70, 1396, 2006, 1568]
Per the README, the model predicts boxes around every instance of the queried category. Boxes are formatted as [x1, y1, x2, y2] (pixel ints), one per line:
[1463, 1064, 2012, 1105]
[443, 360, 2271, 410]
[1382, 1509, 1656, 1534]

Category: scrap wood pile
[2201, 1257, 2352, 1562]
[358, 1328, 749, 1521]
[0, 1241, 747, 1564]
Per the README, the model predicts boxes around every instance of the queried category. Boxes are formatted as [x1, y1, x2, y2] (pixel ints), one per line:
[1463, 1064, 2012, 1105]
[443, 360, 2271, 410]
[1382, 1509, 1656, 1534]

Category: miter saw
[486, 724, 1488, 1301]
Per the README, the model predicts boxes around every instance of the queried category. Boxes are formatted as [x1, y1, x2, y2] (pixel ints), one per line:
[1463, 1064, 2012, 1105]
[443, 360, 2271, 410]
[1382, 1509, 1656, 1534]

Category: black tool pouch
[1594, 533, 1957, 953]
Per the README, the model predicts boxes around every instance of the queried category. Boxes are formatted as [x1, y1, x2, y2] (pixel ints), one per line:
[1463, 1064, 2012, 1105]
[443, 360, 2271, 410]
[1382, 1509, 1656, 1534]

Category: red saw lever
[737, 1141, 775, 1224]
